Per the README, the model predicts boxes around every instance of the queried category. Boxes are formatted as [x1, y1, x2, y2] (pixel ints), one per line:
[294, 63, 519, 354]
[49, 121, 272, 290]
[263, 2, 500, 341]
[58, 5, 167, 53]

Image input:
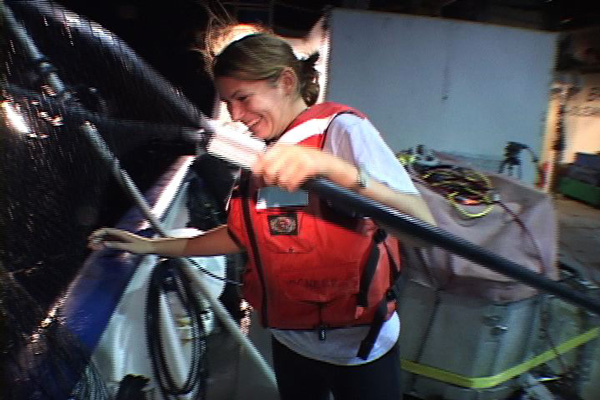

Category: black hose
[146, 259, 208, 400]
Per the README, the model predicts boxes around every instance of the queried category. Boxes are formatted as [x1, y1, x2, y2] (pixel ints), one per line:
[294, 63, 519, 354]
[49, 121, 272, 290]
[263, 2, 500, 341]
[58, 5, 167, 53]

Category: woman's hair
[213, 33, 320, 106]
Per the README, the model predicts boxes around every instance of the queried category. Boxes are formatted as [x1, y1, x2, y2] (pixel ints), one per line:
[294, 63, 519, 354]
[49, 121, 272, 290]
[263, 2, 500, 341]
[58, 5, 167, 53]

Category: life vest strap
[356, 229, 387, 308]
[357, 240, 404, 360]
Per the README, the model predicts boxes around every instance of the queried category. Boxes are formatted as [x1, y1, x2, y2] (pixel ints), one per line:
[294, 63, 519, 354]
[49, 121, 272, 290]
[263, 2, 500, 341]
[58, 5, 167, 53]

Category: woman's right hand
[88, 227, 154, 254]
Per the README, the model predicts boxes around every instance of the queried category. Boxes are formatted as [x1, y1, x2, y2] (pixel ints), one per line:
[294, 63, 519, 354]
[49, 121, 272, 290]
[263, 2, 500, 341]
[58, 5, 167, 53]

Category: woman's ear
[279, 67, 298, 96]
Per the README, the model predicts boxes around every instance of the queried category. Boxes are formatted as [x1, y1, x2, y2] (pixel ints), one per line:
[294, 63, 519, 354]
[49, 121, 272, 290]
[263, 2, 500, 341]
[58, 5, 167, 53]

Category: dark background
[46, 0, 600, 152]
[53, 0, 218, 115]
[51, 0, 330, 116]
[52, 0, 600, 117]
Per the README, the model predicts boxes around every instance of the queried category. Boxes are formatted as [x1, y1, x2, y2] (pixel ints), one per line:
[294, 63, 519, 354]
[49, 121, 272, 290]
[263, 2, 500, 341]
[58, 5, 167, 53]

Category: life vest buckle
[317, 324, 328, 341]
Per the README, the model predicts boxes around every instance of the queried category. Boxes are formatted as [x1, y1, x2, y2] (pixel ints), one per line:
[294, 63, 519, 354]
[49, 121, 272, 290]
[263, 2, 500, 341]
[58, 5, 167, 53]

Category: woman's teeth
[247, 118, 260, 128]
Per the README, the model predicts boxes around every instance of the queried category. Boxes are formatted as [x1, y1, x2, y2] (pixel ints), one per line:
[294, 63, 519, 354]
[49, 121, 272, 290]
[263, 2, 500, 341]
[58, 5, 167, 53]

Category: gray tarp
[405, 158, 558, 303]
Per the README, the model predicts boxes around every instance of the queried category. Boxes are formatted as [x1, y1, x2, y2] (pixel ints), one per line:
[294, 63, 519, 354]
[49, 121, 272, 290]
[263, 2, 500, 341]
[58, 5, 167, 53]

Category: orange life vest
[226, 103, 402, 355]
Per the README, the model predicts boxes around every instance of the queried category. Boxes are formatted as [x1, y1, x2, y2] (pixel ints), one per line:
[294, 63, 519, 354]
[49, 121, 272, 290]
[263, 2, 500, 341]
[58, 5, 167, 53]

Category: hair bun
[301, 52, 320, 69]
[299, 52, 320, 106]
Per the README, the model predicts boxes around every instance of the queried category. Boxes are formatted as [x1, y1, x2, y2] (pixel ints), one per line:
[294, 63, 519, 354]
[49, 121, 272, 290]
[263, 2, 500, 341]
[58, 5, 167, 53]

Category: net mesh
[1, 1, 215, 398]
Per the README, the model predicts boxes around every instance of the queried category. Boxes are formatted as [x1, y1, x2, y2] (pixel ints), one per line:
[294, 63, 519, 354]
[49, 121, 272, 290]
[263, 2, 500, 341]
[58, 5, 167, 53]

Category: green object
[559, 177, 600, 207]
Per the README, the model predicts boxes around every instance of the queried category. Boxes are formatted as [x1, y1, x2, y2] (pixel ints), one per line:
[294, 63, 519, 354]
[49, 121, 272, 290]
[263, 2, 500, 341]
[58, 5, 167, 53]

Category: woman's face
[215, 75, 296, 141]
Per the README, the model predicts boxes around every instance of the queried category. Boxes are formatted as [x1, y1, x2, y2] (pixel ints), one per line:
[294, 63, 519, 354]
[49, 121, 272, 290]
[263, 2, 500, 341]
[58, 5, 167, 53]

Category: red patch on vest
[268, 213, 298, 235]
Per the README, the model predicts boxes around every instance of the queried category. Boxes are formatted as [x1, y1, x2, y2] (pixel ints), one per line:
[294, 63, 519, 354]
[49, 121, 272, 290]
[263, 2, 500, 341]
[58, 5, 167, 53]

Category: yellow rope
[401, 327, 599, 389]
[447, 192, 495, 218]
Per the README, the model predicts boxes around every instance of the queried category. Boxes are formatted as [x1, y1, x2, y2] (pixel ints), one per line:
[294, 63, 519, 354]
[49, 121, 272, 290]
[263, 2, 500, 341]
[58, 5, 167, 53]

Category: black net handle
[304, 177, 600, 316]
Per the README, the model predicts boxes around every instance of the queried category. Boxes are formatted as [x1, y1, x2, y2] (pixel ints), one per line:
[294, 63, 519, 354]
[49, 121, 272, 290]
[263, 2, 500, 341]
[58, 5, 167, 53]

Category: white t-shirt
[272, 113, 419, 365]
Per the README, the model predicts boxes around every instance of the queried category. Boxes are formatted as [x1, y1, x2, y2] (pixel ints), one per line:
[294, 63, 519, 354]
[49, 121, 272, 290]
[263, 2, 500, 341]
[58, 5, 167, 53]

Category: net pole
[303, 177, 600, 316]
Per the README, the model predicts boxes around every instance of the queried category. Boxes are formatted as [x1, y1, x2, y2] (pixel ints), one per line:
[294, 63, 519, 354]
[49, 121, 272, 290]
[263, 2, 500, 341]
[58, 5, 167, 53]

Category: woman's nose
[228, 102, 244, 121]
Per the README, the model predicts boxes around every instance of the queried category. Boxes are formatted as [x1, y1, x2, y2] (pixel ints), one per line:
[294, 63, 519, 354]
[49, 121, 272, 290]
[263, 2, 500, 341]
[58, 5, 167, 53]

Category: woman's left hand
[252, 144, 333, 192]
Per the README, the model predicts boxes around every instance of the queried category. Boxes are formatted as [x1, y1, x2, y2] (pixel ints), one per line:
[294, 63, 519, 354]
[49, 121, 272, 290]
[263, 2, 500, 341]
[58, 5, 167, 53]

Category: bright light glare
[210, 24, 264, 57]
[1, 100, 31, 134]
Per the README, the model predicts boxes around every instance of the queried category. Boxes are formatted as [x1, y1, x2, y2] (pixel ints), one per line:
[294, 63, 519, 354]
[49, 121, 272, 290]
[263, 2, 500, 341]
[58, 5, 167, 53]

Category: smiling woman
[215, 75, 306, 141]
[89, 29, 436, 400]
[212, 34, 317, 142]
